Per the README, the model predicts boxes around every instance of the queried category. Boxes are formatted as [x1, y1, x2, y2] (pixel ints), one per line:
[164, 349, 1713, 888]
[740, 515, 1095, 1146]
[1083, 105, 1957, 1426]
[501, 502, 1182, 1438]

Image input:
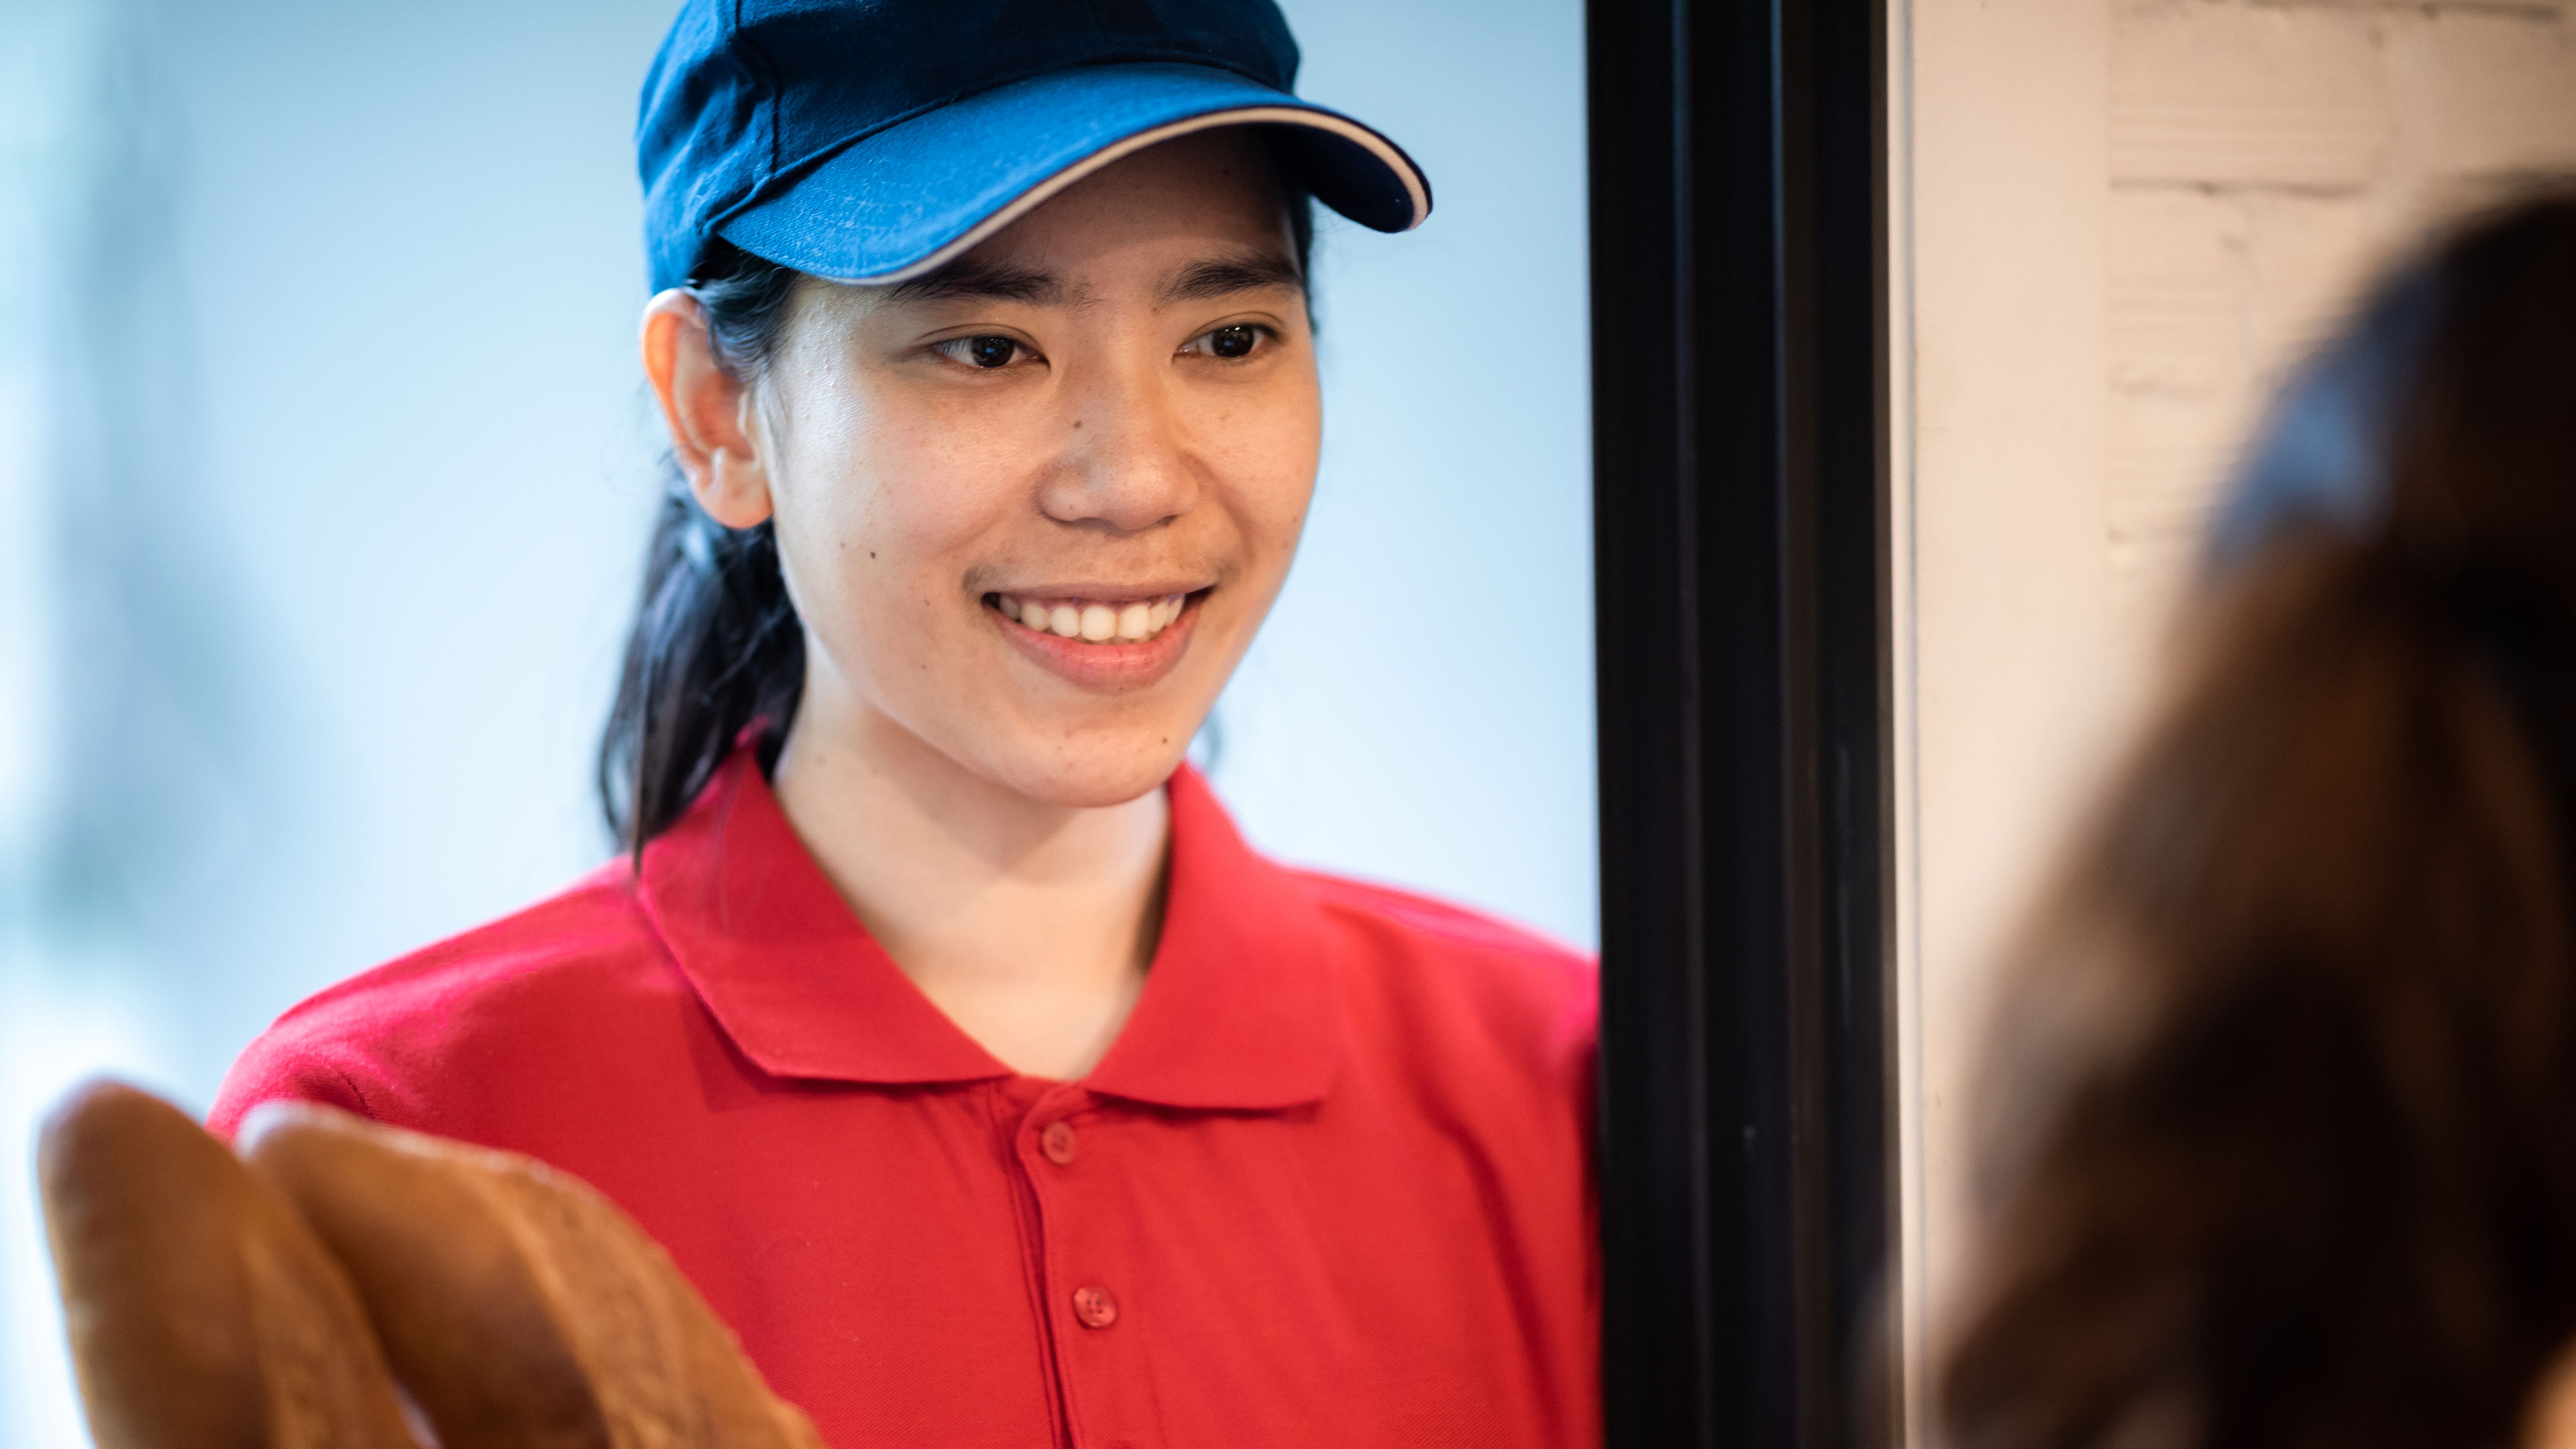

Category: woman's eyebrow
[1160, 252, 1304, 305]
[882, 258, 1065, 305]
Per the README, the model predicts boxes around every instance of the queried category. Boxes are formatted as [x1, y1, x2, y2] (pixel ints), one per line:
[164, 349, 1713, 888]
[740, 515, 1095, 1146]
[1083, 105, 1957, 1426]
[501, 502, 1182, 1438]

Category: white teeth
[996, 592, 1192, 643]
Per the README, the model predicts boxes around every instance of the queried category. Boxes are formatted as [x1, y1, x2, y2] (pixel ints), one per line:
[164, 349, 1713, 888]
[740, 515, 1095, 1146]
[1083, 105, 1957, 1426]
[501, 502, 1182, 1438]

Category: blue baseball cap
[637, 0, 1434, 293]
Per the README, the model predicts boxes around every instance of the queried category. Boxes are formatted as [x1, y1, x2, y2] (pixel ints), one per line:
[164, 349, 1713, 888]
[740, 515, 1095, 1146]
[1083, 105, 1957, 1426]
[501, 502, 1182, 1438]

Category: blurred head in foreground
[1941, 193, 2576, 1449]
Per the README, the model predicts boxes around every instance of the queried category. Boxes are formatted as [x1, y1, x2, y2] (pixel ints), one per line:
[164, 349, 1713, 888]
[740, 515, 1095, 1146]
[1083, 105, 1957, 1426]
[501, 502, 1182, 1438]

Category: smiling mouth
[991, 592, 1192, 643]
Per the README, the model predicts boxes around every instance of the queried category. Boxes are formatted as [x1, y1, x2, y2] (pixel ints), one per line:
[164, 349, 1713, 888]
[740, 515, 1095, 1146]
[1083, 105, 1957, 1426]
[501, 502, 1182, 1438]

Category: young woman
[206, 3, 1598, 1446]
[1938, 194, 2576, 1449]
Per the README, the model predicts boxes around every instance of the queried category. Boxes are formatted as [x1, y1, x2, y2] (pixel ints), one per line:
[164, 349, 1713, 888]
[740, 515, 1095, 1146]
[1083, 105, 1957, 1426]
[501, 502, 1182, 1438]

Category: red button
[1071, 1285, 1118, 1328]
[1040, 1120, 1077, 1165]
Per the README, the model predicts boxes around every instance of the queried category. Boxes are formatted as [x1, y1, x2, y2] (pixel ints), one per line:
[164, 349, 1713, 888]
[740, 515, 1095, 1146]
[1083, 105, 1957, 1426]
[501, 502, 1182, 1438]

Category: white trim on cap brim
[843, 105, 1429, 285]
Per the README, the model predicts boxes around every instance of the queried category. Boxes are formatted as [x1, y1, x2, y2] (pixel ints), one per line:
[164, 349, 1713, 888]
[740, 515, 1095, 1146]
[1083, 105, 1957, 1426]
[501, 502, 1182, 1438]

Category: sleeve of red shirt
[211, 981, 430, 1139]
[209, 1032, 377, 1138]
[207, 1038, 360, 1134]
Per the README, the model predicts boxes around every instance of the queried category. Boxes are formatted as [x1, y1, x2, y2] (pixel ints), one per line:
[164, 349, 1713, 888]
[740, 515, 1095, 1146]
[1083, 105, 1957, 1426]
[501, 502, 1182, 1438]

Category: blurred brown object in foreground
[37, 1081, 418, 1449]
[237, 1102, 824, 1449]
[1941, 193, 2576, 1449]
[40, 1081, 823, 1449]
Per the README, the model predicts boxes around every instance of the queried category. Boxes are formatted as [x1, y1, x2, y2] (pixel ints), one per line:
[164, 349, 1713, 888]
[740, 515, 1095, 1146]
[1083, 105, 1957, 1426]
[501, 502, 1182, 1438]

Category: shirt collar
[636, 744, 1338, 1110]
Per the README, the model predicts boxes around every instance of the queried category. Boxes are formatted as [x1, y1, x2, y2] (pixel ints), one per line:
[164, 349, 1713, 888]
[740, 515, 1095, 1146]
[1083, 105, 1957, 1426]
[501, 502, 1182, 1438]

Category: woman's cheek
[1205, 384, 1316, 512]
[875, 395, 1041, 538]
[1249, 430, 1320, 561]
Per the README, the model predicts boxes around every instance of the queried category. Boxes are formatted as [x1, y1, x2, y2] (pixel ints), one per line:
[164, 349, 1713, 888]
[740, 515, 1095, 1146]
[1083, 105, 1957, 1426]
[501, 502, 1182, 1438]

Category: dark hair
[600, 180, 1317, 853]
[596, 241, 806, 856]
[1940, 192, 2576, 1449]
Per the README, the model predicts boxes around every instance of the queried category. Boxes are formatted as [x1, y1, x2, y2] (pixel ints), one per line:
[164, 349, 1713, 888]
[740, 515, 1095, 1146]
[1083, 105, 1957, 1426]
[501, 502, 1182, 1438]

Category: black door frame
[1589, 1, 1896, 1446]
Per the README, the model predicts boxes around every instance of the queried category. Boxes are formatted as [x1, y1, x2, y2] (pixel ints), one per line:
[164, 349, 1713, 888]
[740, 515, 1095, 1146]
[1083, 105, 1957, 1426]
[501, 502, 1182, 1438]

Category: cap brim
[713, 62, 1431, 286]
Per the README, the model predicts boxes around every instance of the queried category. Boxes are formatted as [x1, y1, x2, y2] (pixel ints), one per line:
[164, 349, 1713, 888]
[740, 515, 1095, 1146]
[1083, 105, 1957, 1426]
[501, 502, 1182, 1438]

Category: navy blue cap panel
[1272, 122, 1429, 235]
[717, 64, 1428, 284]
[638, 7, 769, 290]
[639, 0, 1426, 292]
[745, 0, 1300, 181]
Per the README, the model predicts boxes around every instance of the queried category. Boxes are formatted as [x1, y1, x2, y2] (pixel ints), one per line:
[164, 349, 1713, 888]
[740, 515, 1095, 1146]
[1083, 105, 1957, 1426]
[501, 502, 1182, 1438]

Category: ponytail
[598, 243, 806, 855]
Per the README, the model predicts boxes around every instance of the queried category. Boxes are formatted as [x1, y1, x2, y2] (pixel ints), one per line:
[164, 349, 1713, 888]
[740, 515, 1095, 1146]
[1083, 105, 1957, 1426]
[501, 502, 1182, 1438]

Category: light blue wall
[1217, 0, 1597, 952]
[0, 2, 1589, 1440]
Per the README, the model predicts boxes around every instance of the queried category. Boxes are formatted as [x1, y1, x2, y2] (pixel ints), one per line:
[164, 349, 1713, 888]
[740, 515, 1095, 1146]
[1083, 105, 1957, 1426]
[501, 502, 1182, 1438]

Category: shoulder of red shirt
[210, 851, 1597, 1138]
[207, 860, 649, 1137]
[1292, 867, 1598, 1063]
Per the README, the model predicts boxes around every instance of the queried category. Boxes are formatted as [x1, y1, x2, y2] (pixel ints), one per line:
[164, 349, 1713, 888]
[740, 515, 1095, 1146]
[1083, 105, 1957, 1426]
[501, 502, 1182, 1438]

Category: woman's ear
[641, 289, 774, 530]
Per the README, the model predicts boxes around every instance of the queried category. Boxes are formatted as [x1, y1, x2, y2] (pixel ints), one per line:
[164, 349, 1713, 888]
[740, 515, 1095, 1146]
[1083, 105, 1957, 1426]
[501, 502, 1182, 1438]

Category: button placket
[1032, 1108, 1106, 1332]
[1016, 1087, 1146, 1446]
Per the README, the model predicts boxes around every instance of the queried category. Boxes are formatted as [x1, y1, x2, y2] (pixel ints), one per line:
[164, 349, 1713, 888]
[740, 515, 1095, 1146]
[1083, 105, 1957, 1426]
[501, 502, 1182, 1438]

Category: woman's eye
[936, 335, 1022, 369]
[1187, 325, 1263, 360]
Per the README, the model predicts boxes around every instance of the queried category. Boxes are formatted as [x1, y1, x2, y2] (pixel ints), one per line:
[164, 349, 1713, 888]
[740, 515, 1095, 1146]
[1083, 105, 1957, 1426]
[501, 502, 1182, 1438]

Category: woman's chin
[972, 730, 1203, 812]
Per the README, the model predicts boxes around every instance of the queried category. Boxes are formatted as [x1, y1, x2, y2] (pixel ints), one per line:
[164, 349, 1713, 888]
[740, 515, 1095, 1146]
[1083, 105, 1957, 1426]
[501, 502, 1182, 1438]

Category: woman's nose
[1037, 362, 1197, 533]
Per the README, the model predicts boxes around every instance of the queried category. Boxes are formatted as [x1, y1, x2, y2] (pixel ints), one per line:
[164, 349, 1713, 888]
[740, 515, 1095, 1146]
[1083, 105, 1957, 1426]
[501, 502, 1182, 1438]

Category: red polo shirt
[211, 746, 1601, 1448]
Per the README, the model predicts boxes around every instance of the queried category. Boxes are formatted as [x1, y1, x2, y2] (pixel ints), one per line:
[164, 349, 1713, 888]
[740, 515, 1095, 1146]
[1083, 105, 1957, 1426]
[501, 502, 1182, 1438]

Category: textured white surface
[2107, 0, 2576, 629]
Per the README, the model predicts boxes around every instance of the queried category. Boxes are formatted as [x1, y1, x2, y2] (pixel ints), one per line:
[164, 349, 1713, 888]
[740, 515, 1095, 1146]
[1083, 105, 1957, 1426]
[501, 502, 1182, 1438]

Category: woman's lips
[989, 590, 1202, 690]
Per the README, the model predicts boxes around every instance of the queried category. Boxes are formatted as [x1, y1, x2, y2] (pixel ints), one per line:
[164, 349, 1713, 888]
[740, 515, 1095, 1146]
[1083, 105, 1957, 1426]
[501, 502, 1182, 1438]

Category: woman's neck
[769, 682, 1169, 1082]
